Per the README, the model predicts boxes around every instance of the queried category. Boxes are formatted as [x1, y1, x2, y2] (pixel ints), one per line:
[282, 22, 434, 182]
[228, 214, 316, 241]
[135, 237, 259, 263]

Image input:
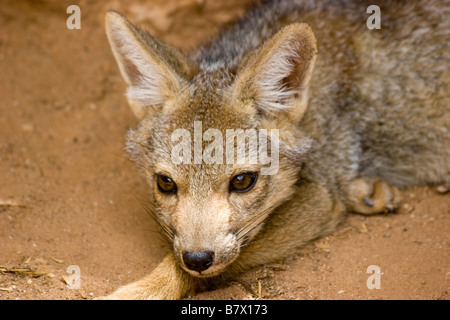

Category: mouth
[180, 251, 241, 278]
[174, 222, 265, 278]
[182, 265, 226, 278]
[177, 240, 241, 278]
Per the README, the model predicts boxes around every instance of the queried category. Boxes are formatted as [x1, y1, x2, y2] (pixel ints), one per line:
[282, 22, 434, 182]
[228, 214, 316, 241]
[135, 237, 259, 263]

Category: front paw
[347, 177, 402, 215]
[99, 281, 161, 300]
[99, 254, 192, 300]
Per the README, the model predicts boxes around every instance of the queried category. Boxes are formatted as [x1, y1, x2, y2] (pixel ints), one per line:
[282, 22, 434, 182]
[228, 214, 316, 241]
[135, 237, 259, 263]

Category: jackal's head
[106, 12, 317, 277]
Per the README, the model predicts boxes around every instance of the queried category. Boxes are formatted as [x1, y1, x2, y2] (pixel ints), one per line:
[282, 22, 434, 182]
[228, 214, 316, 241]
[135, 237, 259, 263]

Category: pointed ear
[233, 23, 317, 123]
[105, 11, 196, 119]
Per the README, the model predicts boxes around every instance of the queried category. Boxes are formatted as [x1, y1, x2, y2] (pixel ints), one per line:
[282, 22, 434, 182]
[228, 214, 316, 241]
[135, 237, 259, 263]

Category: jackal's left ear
[105, 11, 196, 119]
[233, 23, 317, 124]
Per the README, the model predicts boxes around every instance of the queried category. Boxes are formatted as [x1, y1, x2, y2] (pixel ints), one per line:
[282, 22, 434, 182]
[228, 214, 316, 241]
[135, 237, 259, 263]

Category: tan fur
[103, 0, 449, 299]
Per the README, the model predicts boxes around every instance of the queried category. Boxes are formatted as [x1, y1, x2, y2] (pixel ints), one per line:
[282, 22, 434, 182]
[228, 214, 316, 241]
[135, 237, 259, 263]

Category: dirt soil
[0, 0, 449, 300]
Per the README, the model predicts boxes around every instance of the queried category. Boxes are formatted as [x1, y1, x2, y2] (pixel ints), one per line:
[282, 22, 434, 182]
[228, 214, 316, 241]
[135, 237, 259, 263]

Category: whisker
[233, 211, 263, 237]
[236, 217, 267, 242]
[238, 242, 249, 249]
[134, 193, 175, 245]
[233, 206, 274, 249]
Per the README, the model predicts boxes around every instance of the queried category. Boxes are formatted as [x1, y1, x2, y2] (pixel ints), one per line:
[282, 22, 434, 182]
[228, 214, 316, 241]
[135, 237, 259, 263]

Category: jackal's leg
[102, 254, 194, 300]
[346, 177, 402, 215]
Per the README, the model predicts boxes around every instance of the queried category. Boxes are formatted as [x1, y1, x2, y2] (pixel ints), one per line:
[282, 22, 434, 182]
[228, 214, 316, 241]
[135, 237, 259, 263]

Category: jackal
[104, 0, 449, 299]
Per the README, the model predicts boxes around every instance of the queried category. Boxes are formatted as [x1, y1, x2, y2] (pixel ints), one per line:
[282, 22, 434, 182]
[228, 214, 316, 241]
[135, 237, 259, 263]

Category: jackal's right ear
[233, 23, 317, 124]
[105, 11, 196, 119]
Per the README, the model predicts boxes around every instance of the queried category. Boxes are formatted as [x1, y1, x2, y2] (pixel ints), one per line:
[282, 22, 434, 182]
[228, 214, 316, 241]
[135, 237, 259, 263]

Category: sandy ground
[0, 0, 448, 300]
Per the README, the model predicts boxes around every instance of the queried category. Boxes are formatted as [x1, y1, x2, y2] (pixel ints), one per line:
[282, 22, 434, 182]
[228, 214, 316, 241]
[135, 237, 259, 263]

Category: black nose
[182, 251, 215, 273]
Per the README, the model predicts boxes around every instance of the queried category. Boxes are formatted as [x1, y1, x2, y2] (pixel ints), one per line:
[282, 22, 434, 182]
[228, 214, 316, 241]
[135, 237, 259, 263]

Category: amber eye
[156, 175, 177, 194]
[229, 172, 258, 193]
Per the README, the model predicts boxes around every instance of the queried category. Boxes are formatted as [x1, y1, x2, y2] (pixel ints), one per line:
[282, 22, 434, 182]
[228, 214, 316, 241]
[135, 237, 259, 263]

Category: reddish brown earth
[0, 0, 448, 300]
